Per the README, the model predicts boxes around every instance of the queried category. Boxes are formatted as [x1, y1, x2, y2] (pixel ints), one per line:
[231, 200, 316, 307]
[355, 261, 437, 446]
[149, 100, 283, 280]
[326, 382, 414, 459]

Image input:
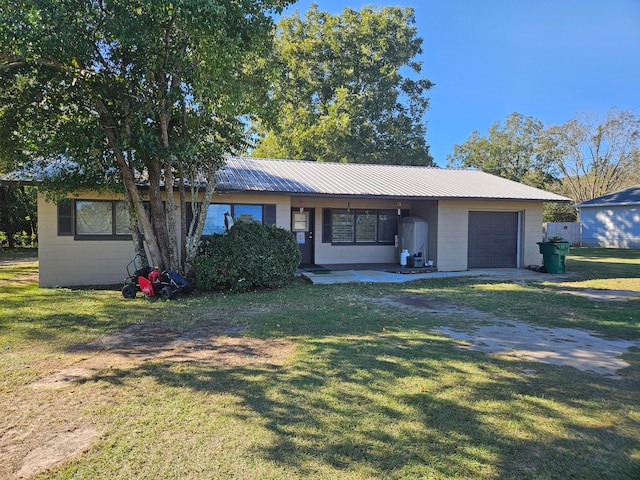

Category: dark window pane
[331, 210, 354, 243]
[378, 211, 397, 243]
[355, 210, 377, 243]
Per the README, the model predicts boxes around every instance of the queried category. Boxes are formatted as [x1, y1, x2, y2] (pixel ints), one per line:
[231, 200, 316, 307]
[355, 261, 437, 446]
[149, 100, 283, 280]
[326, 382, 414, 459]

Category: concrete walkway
[300, 267, 567, 284]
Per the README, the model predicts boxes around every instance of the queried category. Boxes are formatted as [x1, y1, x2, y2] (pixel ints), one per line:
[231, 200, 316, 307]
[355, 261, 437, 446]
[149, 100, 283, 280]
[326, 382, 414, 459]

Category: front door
[292, 208, 315, 266]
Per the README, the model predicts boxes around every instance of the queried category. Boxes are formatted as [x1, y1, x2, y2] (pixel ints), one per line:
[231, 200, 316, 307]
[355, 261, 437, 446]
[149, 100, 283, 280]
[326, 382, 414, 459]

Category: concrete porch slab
[299, 268, 566, 285]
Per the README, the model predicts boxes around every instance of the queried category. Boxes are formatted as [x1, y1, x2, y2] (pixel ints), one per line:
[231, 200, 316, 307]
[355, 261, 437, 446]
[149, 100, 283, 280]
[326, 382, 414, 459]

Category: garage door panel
[468, 212, 518, 268]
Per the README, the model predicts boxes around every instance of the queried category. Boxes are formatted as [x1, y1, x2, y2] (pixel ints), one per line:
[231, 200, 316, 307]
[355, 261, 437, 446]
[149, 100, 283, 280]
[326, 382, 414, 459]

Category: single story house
[575, 185, 640, 248]
[4, 156, 570, 287]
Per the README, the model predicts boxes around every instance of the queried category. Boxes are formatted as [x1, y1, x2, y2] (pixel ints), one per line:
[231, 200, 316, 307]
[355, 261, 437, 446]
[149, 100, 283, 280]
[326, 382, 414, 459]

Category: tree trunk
[0, 184, 14, 248]
[184, 162, 219, 273]
[95, 99, 165, 268]
[178, 163, 187, 271]
[123, 182, 148, 266]
[119, 157, 164, 268]
[146, 160, 171, 269]
[163, 159, 180, 271]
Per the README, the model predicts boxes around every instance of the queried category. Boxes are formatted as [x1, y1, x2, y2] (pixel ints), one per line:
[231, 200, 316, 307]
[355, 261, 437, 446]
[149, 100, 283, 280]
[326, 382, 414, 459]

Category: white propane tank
[400, 249, 410, 266]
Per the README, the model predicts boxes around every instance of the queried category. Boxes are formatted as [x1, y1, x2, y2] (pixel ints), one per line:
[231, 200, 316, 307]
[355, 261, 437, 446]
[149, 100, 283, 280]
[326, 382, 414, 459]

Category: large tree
[543, 108, 640, 204]
[0, 0, 290, 271]
[447, 109, 640, 222]
[252, 4, 434, 165]
[447, 112, 556, 189]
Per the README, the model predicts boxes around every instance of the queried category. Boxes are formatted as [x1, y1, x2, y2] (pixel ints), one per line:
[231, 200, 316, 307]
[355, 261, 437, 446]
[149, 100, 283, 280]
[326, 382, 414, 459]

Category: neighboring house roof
[574, 185, 640, 208]
[1, 156, 571, 202]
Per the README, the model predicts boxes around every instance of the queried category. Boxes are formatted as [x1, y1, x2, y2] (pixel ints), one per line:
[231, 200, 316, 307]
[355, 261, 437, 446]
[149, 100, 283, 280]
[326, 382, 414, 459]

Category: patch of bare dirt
[365, 294, 490, 318]
[32, 322, 295, 389]
[556, 288, 640, 301]
[2, 320, 296, 479]
[0, 256, 37, 266]
[365, 294, 637, 378]
[6, 271, 39, 285]
[14, 427, 100, 479]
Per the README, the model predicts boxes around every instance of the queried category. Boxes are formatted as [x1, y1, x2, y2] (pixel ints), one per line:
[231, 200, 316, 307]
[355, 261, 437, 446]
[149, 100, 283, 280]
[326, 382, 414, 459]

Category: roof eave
[214, 187, 570, 203]
[575, 201, 640, 208]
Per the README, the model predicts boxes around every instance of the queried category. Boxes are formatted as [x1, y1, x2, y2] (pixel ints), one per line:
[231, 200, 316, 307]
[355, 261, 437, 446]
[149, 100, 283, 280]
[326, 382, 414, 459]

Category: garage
[467, 212, 519, 268]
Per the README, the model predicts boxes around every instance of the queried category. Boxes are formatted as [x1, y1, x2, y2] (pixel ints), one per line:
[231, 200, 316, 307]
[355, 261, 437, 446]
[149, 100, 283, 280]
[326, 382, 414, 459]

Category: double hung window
[58, 199, 131, 240]
[323, 209, 397, 245]
[198, 203, 275, 235]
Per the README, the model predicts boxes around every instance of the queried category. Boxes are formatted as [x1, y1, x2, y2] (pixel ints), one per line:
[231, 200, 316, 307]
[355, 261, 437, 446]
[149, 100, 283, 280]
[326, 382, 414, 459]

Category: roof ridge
[227, 156, 443, 170]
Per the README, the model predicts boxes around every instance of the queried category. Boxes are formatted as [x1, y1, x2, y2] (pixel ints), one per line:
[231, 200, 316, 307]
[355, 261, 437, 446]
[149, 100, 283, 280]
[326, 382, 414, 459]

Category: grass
[1, 247, 639, 479]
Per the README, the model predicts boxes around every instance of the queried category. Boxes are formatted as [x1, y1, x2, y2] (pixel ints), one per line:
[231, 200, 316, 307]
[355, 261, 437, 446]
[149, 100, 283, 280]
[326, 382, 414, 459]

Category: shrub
[0, 230, 37, 248]
[547, 235, 566, 243]
[191, 221, 301, 293]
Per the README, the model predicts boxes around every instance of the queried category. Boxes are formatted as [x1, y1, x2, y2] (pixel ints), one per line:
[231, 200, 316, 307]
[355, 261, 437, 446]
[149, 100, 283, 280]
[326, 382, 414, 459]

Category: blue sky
[279, 0, 640, 166]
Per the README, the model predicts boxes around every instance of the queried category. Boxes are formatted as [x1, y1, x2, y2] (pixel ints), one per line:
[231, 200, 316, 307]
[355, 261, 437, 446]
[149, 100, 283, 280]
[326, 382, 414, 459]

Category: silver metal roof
[1, 156, 571, 202]
[217, 157, 571, 202]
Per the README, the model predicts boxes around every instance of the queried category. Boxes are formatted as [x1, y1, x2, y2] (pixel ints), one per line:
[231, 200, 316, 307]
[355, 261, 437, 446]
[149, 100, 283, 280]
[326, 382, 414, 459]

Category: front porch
[297, 266, 557, 285]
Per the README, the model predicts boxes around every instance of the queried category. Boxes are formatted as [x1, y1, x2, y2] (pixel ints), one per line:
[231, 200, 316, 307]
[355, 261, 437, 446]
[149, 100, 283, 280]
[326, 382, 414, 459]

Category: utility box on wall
[399, 216, 429, 259]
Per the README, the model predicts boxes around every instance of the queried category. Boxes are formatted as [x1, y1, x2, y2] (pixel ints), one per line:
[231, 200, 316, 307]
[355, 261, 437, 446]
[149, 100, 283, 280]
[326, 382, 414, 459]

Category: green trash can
[537, 241, 570, 274]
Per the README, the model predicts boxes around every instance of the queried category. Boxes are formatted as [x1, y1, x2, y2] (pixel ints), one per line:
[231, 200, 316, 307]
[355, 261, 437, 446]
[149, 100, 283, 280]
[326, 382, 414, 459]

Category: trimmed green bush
[192, 221, 301, 293]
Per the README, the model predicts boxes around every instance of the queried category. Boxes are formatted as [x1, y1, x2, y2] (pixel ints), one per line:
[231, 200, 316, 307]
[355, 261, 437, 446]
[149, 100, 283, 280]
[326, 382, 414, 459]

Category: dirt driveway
[366, 294, 638, 377]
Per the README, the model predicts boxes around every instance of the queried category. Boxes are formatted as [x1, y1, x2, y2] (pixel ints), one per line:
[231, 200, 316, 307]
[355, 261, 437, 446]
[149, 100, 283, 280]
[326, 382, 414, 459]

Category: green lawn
[1, 248, 639, 479]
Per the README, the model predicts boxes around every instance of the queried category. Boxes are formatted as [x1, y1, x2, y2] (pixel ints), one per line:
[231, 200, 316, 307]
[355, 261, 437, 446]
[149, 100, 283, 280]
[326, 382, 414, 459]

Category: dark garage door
[468, 212, 518, 268]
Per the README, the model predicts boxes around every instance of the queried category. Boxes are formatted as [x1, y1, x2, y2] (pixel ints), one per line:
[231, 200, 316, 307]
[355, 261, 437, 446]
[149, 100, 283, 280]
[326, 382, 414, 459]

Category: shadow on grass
[404, 277, 640, 340]
[0, 286, 160, 347]
[567, 247, 640, 280]
[4, 252, 639, 478]
[84, 329, 640, 479]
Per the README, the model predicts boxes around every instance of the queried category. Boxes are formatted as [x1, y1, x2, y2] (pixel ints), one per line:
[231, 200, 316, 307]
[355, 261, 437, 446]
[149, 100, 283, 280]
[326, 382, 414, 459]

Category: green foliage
[0, 184, 37, 247]
[447, 112, 557, 189]
[448, 109, 640, 208]
[192, 221, 301, 293]
[543, 108, 640, 203]
[543, 201, 577, 222]
[0, 0, 291, 271]
[0, 230, 37, 248]
[253, 5, 434, 165]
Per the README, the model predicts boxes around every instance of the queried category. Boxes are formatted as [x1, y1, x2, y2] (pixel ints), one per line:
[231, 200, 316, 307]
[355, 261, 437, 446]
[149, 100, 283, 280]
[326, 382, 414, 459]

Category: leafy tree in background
[0, 183, 37, 248]
[0, 0, 290, 271]
[543, 108, 640, 204]
[252, 4, 435, 166]
[0, 105, 37, 248]
[447, 112, 556, 189]
[447, 109, 640, 222]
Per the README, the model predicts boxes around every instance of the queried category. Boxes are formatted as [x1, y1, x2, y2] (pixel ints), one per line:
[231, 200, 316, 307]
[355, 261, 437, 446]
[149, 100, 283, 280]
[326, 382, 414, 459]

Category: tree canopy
[447, 112, 556, 189]
[544, 108, 640, 204]
[252, 4, 435, 166]
[447, 109, 640, 221]
[0, 0, 290, 271]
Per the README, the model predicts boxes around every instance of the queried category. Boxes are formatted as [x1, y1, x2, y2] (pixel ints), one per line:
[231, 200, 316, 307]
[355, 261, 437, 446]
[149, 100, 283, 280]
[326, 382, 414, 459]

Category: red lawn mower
[121, 254, 192, 300]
